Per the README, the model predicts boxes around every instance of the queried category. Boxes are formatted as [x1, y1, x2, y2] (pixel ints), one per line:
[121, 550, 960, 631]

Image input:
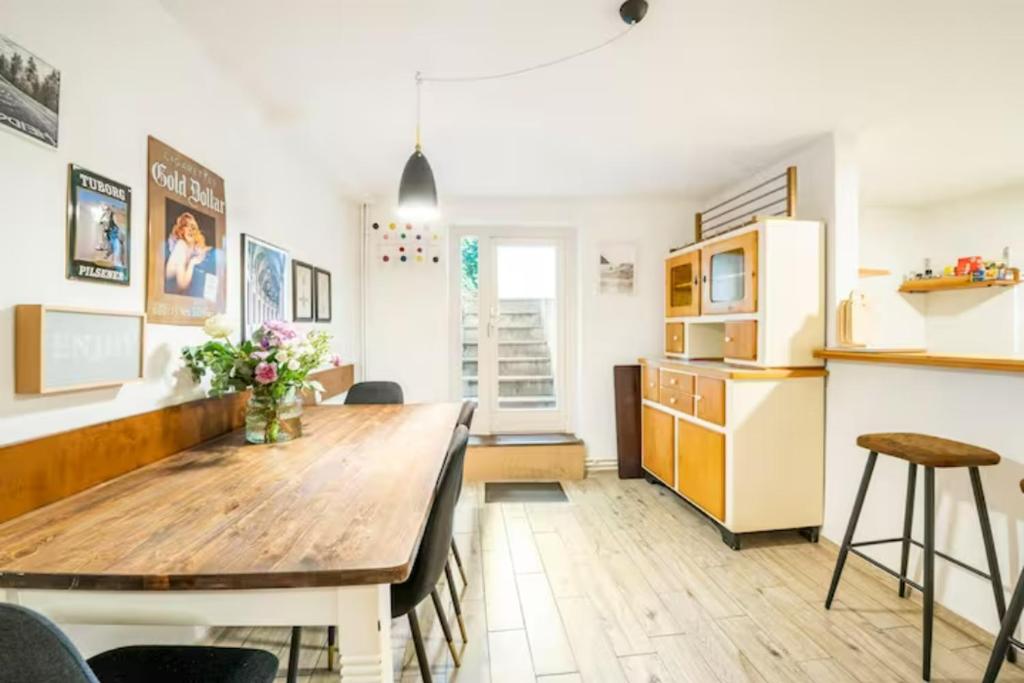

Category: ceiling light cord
[415, 71, 423, 150]
[418, 23, 636, 84]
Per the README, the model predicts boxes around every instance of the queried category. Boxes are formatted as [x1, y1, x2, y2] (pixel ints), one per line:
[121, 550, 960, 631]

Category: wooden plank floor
[207, 472, 1024, 681]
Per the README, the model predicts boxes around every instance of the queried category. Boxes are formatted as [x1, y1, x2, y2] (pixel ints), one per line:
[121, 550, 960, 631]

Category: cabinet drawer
[642, 365, 659, 401]
[658, 385, 694, 415]
[677, 420, 725, 521]
[659, 369, 694, 394]
[724, 321, 757, 361]
[665, 323, 684, 354]
[696, 376, 726, 426]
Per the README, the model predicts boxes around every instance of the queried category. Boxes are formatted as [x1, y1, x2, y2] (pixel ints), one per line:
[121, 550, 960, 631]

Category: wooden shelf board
[815, 348, 1024, 374]
[858, 267, 891, 278]
[899, 275, 1020, 293]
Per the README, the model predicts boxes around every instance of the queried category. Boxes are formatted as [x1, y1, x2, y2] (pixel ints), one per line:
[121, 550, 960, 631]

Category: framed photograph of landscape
[0, 34, 60, 147]
[146, 137, 227, 325]
[314, 267, 332, 322]
[598, 242, 636, 295]
[292, 260, 314, 322]
[242, 234, 289, 340]
[66, 165, 131, 285]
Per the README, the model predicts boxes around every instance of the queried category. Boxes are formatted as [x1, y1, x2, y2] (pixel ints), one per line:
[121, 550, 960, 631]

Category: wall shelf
[899, 275, 1021, 293]
[858, 267, 891, 278]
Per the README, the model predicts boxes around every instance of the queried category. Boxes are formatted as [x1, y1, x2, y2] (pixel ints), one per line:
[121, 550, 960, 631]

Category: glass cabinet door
[701, 231, 758, 314]
[665, 251, 700, 317]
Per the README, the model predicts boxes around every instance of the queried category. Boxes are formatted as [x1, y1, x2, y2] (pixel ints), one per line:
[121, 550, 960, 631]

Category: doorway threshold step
[468, 433, 582, 448]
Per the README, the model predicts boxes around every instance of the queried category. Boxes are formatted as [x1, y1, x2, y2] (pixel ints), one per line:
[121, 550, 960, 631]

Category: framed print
[242, 234, 289, 339]
[0, 34, 60, 147]
[145, 137, 227, 325]
[314, 268, 332, 322]
[66, 165, 131, 285]
[598, 242, 636, 295]
[292, 260, 315, 322]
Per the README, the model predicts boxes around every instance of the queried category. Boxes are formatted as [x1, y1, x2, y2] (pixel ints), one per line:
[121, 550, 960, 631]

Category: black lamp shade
[398, 148, 439, 220]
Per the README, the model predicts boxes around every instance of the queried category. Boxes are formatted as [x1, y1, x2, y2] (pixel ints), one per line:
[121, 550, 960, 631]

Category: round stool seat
[857, 432, 1000, 467]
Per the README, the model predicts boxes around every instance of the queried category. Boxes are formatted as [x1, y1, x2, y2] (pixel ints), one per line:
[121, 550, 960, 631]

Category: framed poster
[242, 234, 289, 339]
[66, 165, 131, 285]
[292, 260, 314, 322]
[315, 268, 332, 322]
[146, 137, 227, 325]
[598, 242, 636, 295]
[0, 34, 60, 147]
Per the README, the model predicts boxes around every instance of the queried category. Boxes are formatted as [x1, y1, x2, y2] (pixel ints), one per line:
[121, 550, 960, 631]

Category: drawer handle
[670, 379, 677, 385]
[724, 336, 733, 342]
[669, 398, 676, 404]
[672, 335, 679, 341]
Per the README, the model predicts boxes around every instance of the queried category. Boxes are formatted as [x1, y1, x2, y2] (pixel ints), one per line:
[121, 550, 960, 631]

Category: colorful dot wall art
[373, 220, 442, 266]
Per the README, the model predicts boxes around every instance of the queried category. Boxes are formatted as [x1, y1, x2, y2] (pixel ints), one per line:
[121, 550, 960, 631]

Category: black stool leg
[327, 625, 337, 670]
[451, 538, 468, 586]
[984, 568, 1024, 683]
[971, 467, 1017, 664]
[431, 588, 462, 667]
[287, 626, 301, 683]
[826, 451, 878, 609]
[445, 561, 468, 641]
[408, 610, 433, 683]
[923, 466, 935, 681]
[899, 463, 917, 598]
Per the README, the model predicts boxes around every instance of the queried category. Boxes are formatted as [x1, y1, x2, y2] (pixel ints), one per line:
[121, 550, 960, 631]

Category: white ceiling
[160, 0, 1024, 206]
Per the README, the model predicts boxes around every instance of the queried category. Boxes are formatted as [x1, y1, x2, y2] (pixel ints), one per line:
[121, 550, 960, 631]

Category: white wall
[0, 0, 361, 654]
[860, 185, 1024, 353]
[364, 196, 696, 466]
[0, 0, 362, 450]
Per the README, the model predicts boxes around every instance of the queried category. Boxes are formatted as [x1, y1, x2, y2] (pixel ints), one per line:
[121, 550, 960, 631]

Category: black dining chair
[444, 400, 476, 638]
[394, 424, 470, 682]
[344, 381, 404, 405]
[0, 603, 278, 683]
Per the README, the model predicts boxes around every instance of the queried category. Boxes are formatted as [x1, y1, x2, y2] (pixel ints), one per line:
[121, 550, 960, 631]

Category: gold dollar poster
[146, 136, 227, 325]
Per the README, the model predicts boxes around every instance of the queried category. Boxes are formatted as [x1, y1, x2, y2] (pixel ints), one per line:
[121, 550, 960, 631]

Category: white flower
[277, 349, 290, 363]
[203, 314, 235, 339]
[288, 359, 300, 371]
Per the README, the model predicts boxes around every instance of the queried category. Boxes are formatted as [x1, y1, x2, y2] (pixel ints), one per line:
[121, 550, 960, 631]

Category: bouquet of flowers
[182, 315, 343, 443]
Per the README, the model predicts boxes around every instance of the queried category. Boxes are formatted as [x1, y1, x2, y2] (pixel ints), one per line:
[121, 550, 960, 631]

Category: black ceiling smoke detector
[619, 0, 648, 25]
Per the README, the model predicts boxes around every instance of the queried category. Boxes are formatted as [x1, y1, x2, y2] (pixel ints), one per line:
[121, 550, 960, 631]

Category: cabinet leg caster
[799, 526, 820, 544]
[720, 528, 741, 551]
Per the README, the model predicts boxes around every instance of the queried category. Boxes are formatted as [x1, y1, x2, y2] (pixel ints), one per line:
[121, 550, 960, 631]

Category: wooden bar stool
[983, 479, 1024, 683]
[825, 432, 1011, 681]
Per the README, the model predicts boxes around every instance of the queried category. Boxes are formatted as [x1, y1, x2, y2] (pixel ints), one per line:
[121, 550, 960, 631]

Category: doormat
[485, 482, 568, 503]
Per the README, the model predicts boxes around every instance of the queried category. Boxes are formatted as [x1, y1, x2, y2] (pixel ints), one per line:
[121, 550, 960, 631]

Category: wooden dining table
[0, 401, 463, 683]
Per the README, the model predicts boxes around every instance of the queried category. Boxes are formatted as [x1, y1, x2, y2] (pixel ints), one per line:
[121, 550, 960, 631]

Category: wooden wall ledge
[814, 349, 1024, 374]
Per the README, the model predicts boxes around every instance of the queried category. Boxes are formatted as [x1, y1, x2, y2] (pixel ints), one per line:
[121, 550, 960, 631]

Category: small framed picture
[241, 234, 289, 340]
[314, 267, 332, 322]
[292, 260, 315, 322]
[66, 165, 131, 285]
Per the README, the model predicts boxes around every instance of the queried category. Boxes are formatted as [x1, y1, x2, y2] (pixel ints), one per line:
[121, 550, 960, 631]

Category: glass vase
[245, 388, 303, 444]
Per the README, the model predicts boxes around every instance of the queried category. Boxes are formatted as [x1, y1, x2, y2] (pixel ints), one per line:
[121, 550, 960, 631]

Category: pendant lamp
[397, 73, 439, 221]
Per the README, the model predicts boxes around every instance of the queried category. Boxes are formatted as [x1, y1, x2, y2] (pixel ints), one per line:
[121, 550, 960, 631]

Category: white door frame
[448, 225, 577, 435]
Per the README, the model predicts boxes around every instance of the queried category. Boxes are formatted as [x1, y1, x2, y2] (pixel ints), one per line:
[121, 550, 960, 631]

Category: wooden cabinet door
[642, 405, 675, 485]
[701, 231, 758, 315]
[677, 420, 725, 521]
[642, 365, 659, 401]
[665, 251, 701, 317]
[724, 321, 757, 361]
[665, 323, 684, 354]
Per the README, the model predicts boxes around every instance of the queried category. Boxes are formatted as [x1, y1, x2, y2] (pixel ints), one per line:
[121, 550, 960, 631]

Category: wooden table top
[0, 403, 462, 591]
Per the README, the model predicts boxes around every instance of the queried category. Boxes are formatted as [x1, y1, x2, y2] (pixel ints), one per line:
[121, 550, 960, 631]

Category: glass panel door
[454, 230, 568, 434]
[665, 251, 700, 317]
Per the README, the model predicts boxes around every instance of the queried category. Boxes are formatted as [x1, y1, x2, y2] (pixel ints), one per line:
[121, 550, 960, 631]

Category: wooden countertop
[814, 348, 1024, 374]
[0, 402, 462, 591]
[639, 357, 827, 380]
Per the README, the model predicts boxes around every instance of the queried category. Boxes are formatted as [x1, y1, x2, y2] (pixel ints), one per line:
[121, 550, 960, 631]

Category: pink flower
[330, 354, 343, 368]
[250, 351, 270, 361]
[254, 361, 278, 385]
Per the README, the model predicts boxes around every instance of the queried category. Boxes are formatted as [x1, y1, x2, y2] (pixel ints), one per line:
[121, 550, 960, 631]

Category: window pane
[460, 237, 479, 403]
[496, 245, 556, 410]
[710, 248, 745, 303]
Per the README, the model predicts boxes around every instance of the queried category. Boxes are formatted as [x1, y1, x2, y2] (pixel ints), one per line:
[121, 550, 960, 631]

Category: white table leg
[336, 584, 393, 683]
